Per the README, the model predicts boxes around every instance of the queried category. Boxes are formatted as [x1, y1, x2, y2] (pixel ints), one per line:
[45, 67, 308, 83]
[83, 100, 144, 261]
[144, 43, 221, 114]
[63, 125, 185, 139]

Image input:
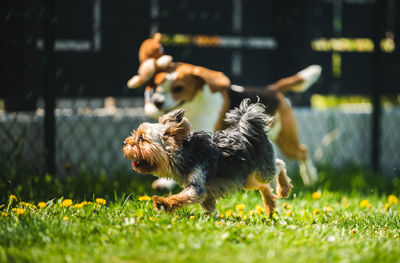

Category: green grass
[1, 165, 400, 263]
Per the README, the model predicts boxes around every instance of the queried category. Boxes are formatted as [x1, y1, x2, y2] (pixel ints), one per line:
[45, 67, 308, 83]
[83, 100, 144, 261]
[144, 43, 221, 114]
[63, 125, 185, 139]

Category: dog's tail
[268, 65, 322, 94]
[224, 98, 273, 141]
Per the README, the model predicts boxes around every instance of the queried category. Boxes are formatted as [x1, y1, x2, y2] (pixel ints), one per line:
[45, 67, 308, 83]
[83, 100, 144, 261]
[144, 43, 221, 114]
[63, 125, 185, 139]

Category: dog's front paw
[152, 195, 174, 212]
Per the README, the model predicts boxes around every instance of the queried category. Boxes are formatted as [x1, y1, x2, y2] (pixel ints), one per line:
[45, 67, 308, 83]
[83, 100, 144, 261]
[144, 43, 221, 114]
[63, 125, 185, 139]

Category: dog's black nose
[122, 141, 127, 146]
[154, 99, 164, 109]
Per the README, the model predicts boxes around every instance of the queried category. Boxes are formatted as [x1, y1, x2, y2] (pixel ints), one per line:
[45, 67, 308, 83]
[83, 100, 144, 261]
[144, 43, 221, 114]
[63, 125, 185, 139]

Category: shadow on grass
[1, 157, 399, 203]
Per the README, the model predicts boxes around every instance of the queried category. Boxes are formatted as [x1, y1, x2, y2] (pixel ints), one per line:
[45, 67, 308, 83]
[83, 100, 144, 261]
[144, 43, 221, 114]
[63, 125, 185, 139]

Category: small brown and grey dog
[122, 99, 292, 214]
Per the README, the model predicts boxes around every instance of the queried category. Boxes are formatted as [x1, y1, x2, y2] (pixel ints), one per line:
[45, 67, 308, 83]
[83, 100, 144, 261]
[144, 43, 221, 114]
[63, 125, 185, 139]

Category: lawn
[1, 166, 400, 263]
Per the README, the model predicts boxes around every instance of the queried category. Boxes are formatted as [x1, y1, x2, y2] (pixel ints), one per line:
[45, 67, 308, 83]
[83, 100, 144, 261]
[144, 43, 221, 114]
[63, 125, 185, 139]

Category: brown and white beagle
[129, 62, 322, 188]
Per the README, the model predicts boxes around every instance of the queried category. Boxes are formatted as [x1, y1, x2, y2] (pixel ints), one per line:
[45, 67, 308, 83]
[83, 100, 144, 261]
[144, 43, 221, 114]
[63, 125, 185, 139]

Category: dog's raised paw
[152, 195, 173, 212]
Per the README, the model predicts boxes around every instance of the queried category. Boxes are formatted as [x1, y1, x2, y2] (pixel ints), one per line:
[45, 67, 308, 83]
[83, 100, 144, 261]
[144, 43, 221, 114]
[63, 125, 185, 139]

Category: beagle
[129, 62, 322, 189]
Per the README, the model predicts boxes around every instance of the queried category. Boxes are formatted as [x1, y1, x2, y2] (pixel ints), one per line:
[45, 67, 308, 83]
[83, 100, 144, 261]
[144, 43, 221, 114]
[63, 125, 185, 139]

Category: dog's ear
[177, 63, 231, 93]
[160, 109, 190, 143]
[159, 109, 185, 125]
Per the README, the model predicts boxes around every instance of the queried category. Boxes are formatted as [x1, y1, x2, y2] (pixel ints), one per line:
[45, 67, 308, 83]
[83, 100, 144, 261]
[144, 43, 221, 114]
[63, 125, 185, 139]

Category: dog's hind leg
[245, 173, 277, 214]
[266, 66, 320, 186]
[274, 95, 317, 186]
[275, 159, 292, 198]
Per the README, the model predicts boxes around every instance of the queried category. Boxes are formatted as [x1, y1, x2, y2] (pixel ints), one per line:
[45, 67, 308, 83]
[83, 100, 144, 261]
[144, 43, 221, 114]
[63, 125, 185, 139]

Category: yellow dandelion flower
[243, 215, 248, 220]
[218, 221, 224, 225]
[61, 199, 73, 207]
[249, 210, 255, 216]
[323, 206, 333, 212]
[351, 229, 357, 235]
[190, 215, 195, 220]
[282, 202, 288, 209]
[286, 211, 293, 216]
[96, 198, 106, 205]
[313, 208, 320, 215]
[175, 215, 180, 219]
[220, 213, 225, 219]
[360, 199, 371, 208]
[388, 195, 398, 205]
[15, 208, 26, 216]
[1, 212, 9, 217]
[9, 195, 18, 202]
[312, 191, 322, 200]
[138, 195, 151, 201]
[384, 203, 390, 209]
[63, 216, 69, 221]
[81, 201, 88, 206]
[226, 210, 233, 217]
[235, 203, 246, 211]
[255, 205, 265, 214]
[149, 217, 154, 221]
[71, 203, 84, 209]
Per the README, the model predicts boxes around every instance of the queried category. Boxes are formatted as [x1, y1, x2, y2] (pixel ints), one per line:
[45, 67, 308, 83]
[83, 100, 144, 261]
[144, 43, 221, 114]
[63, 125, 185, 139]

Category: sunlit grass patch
[1, 163, 400, 262]
[1, 190, 400, 263]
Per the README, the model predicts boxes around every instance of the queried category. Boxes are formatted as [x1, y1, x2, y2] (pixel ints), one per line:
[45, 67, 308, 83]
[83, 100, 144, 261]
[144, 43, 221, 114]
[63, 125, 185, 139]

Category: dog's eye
[172, 85, 184, 94]
[138, 135, 144, 142]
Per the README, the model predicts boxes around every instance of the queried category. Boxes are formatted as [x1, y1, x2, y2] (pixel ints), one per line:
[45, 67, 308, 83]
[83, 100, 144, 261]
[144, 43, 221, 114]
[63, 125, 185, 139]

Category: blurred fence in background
[1, 0, 399, 178]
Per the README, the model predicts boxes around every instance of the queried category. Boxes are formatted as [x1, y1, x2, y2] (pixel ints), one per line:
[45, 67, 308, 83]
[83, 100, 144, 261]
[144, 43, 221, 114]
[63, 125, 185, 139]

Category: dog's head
[122, 109, 190, 175]
[142, 63, 231, 119]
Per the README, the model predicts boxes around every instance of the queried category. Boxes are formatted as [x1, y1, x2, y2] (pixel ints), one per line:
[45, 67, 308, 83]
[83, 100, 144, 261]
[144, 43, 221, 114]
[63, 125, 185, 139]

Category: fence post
[371, 0, 385, 173]
[43, 0, 56, 175]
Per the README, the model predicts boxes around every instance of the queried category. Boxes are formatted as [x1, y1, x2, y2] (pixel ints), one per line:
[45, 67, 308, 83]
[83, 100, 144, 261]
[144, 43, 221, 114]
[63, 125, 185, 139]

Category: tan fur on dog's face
[122, 109, 190, 175]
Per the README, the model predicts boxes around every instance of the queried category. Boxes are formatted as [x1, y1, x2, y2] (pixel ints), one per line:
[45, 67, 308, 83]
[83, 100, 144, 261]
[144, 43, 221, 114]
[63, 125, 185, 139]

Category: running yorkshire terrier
[122, 99, 292, 214]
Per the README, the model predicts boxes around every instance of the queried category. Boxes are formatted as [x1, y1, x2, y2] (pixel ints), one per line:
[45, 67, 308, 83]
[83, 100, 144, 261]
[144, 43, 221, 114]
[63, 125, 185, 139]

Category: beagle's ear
[191, 65, 231, 93]
[177, 63, 230, 93]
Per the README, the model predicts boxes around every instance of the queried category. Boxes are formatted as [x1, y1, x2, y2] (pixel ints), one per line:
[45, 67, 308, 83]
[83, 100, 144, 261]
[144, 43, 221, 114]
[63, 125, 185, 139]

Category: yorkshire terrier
[122, 99, 292, 214]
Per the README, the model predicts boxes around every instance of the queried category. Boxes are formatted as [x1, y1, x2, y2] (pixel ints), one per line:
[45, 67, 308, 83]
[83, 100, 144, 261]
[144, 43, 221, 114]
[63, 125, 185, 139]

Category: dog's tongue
[132, 161, 136, 168]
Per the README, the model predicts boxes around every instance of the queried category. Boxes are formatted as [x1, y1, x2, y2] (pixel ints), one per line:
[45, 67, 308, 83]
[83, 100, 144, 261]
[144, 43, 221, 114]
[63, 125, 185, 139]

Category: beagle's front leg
[152, 168, 206, 212]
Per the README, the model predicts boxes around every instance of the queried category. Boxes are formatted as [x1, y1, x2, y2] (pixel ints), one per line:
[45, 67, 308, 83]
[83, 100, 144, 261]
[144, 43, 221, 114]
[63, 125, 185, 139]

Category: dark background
[1, 0, 399, 112]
